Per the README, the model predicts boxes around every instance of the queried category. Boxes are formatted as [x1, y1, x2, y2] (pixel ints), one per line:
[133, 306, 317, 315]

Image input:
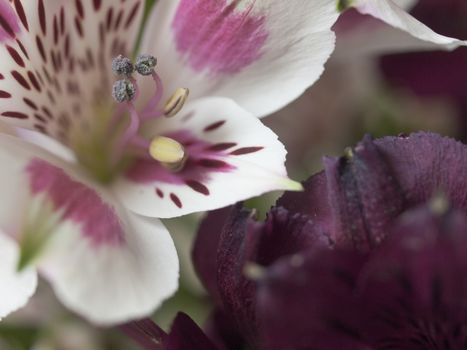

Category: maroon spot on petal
[14, 0, 28, 31]
[170, 193, 183, 208]
[124, 2, 140, 29]
[64, 34, 70, 58]
[156, 188, 164, 198]
[1, 111, 28, 119]
[0, 90, 11, 98]
[6, 45, 24, 67]
[114, 9, 124, 30]
[41, 106, 53, 120]
[204, 120, 226, 132]
[23, 97, 38, 110]
[60, 7, 65, 34]
[34, 124, 46, 133]
[34, 113, 46, 122]
[28, 71, 41, 92]
[38, 0, 46, 35]
[52, 15, 58, 44]
[36, 35, 46, 62]
[206, 142, 237, 152]
[198, 158, 230, 169]
[74, 16, 83, 37]
[186, 180, 210, 196]
[75, 0, 84, 19]
[0, 73, 4, 80]
[93, 0, 102, 11]
[106, 7, 114, 31]
[16, 39, 28, 59]
[230, 146, 264, 156]
[11, 70, 30, 90]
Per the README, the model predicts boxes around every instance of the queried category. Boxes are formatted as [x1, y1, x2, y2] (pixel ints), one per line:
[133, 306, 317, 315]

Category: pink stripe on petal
[26, 159, 125, 246]
[172, 0, 268, 75]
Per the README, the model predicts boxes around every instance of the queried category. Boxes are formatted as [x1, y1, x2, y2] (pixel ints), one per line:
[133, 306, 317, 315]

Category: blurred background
[1, 0, 466, 348]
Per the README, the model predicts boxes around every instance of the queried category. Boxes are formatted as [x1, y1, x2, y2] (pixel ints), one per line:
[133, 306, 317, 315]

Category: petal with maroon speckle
[0, 134, 178, 325]
[114, 97, 302, 218]
[0, 0, 143, 145]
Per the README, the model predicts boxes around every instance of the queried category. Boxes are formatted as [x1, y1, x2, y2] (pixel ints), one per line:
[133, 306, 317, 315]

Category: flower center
[72, 54, 189, 184]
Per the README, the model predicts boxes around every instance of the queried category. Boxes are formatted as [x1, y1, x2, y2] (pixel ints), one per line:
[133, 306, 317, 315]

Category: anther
[112, 79, 136, 103]
[164, 88, 189, 118]
[135, 54, 157, 76]
[149, 136, 187, 171]
[112, 55, 134, 76]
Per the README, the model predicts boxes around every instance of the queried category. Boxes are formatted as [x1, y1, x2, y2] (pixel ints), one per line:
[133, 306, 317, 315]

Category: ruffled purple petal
[121, 314, 219, 350]
[120, 318, 166, 350]
[165, 313, 220, 350]
[278, 132, 467, 251]
[192, 206, 233, 305]
[257, 204, 467, 349]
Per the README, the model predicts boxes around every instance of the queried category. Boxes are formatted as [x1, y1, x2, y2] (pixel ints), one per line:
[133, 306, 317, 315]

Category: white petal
[0, 134, 179, 325]
[39, 213, 179, 326]
[139, 0, 339, 117]
[114, 97, 302, 218]
[351, 0, 467, 51]
[0, 0, 143, 144]
[0, 231, 37, 319]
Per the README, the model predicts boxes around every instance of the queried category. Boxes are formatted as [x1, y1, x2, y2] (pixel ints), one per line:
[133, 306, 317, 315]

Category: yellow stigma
[164, 88, 189, 117]
[149, 136, 186, 170]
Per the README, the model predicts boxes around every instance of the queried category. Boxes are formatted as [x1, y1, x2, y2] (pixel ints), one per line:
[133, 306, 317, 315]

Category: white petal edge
[0, 231, 37, 320]
[39, 214, 179, 325]
[352, 0, 467, 50]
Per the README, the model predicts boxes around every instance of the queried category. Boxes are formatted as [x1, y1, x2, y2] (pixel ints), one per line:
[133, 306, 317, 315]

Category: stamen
[135, 54, 157, 76]
[112, 79, 136, 103]
[111, 55, 134, 77]
[140, 70, 164, 119]
[164, 88, 189, 118]
[149, 136, 187, 171]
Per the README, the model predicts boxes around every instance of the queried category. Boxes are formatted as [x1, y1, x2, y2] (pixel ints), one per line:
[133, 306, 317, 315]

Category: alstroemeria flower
[0, 0, 306, 326]
[191, 132, 467, 349]
[0, 0, 465, 327]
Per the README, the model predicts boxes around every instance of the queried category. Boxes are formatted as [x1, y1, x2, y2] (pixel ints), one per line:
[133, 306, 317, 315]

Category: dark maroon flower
[258, 204, 467, 350]
[192, 132, 467, 349]
[121, 313, 219, 350]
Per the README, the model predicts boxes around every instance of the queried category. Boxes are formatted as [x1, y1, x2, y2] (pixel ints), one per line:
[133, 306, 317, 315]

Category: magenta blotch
[26, 159, 125, 246]
[0, 0, 21, 42]
[172, 0, 268, 75]
[125, 130, 235, 185]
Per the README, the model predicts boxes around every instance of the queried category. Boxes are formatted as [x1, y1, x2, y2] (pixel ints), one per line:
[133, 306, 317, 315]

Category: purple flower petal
[120, 318, 166, 350]
[257, 248, 368, 350]
[121, 313, 219, 350]
[204, 308, 246, 350]
[165, 313, 219, 350]
[192, 206, 233, 305]
[257, 204, 467, 349]
[278, 132, 467, 251]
